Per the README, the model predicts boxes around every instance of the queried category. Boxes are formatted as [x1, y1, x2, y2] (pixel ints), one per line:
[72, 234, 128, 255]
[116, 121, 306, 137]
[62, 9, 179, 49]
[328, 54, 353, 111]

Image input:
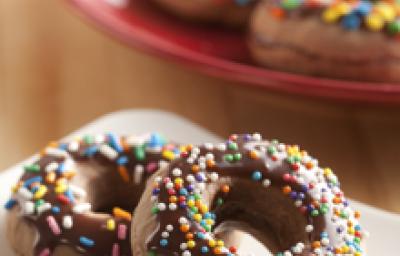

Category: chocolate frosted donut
[132, 134, 366, 255]
[151, 0, 256, 27]
[5, 133, 180, 256]
[249, 0, 400, 83]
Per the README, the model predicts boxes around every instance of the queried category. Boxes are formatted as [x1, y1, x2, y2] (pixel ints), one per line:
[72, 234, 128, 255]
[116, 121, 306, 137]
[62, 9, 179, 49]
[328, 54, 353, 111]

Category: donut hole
[215, 222, 273, 255]
[73, 161, 145, 216]
[210, 178, 319, 254]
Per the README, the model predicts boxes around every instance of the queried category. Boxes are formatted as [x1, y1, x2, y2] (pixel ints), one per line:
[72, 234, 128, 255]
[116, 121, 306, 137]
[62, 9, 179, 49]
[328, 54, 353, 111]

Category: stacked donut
[5, 133, 366, 255]
[147, 0, 400, 82]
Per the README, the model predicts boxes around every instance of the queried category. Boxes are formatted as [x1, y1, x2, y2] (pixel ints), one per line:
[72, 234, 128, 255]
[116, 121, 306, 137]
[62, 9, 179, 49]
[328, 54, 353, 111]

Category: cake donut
[5, 133, 181, 256]
[132, 134, 366, 255]
[249, 0, 400, 83]
[151, 0, 257, 27]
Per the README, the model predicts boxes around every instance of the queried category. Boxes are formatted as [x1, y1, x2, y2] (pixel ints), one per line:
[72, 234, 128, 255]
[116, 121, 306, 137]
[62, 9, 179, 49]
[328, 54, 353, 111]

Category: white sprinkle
[161, 231, 169, 238]
[37, 203, 52, 215]
[166, 224, 174, 232]
[23, 201, 35, 215]
[217, 143, 226, 151]
[262, 179, 271, 187]
[45, 147, 68, 158]
[186, 175, 195, 183]
[158, 203, 166, 211]
[180, 243, 187, 250]
[172, 168, 182, 177]
[68, 141, 79, 152]
[204, 143, 214, 150]
[99, 144, 118, 160]
[134, 165, 144, 184]
[252, 133, 262, 141]
[182, 250, 191, 256]
[210, 172, 219, 182]
[45, 162, 59, 173]
[305, 225, 314, 233]
[18, 187, 33, 200]
[94, 134, 105, 144]
[179, 217, 188, 224]
[73, 203, 91, 214]
[169, 203, 177, 211]
[63, 215, 73, 229]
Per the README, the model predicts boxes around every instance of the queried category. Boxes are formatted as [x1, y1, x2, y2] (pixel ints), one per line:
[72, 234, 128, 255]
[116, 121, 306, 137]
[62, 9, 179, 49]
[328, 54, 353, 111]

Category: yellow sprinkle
[375, 3, 396, 22]
[365, 13, 384, 31]
[187, 240, 196, 249]
[334, 2, 351, 15]
[106, 219, 116, 231]
[46, 172, 56, 184]
[63, 171, 76, 180]
[55, 184, 67, 194]
[162, 150, 175, 160]
[34, 185, 48, 199]
[208, 239, 216, 248]
[113, 207, 132, 221]
[193, 214, 202, 222]
[216, 240, 224, 247]
[324, 168, 332, 176]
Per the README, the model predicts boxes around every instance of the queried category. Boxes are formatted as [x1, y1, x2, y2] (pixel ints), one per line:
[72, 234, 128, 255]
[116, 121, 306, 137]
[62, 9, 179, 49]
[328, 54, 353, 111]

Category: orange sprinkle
[312, 241, 321, 248]
[354, 211, 361, 219]
[270, 7, 286, 19]
[221, 184, 230, 193]
[282, 185, 292, 194]
[113, 207, 132, 221]
[249, 150, 259, 160]
[46, 172, 56, 184]
[118, 166, 130, 183]
[186, 233, 194, 240]
[191, 165, 200, 173]
[180, 224, 190, 233]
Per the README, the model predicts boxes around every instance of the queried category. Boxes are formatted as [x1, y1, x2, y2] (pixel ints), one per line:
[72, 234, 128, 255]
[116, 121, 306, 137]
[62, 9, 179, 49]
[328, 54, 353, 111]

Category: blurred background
[1, 1, 400, 214]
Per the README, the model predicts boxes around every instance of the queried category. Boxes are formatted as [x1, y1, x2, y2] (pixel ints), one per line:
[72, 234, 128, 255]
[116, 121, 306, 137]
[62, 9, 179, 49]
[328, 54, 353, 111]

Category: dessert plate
[65, 0, 400, 103]
[1, 109, 399, 255]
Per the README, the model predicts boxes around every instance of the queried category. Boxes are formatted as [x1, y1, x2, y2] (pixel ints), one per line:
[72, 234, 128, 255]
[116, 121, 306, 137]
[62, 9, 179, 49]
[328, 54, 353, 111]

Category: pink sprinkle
[112, 243, 120, 256]
[39, 248, 50, 256]
[118, 224, 127, 240]
[146, 162, 157, 173]
[46, 215, 61, 236]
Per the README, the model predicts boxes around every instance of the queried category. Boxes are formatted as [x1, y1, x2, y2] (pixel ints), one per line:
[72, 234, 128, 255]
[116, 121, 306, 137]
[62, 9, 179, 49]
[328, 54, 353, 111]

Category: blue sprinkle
[57, 163, 66, 174]
[84, 145, 98, 157]
[58, 143, 69, 151]
[108, 133, 123, 153]
[149, 133, 165, 148]
[4, 199, 17, 210]
[116, 156, 128, 166]
[160, 239, 168, 247]
[342, 14, 361, 30]
[24, 176, 43, 187]
[79, 236, 95, 248]
[252, 170, 262, 181]
[65, 189, 75, 203]
[201, 246, 209, 253]
[52, 206, 61, 214]
[355, 1, 372, 16]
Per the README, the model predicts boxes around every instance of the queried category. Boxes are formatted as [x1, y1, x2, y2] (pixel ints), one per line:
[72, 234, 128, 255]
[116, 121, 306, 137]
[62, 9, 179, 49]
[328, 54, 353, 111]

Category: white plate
[1, 109, 399, 255]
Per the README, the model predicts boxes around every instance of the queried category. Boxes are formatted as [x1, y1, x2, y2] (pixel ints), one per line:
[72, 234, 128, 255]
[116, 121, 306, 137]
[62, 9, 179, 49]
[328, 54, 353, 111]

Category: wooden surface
[1, 0, 400, 214]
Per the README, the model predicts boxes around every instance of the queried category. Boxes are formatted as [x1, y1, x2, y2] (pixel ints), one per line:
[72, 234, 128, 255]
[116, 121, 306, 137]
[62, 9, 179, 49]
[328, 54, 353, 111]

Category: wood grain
[0, 0, 400, 214]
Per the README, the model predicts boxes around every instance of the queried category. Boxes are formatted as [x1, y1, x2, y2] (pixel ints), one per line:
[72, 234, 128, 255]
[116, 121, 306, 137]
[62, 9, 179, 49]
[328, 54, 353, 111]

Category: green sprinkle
[134, 146, 146, 161]
[147, 251, 156, 256]
[217, 198, 224, 206]
[281, 0, 301, 10]
[388, 21, 400, 35]
[35, 199, 45, 208]
[267, 146, 276, 155]
[24, 164, 40, 173]
[228, 142, 238, 151]
[233, 153, 242, 161]
[83, 135, 94, 144]
[311, 209, 319, 217]
[151, 206, 159, 214]
[224, 154, 233, 162]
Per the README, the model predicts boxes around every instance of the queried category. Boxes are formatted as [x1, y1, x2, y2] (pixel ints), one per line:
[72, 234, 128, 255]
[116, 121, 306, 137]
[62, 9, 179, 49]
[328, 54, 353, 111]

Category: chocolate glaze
[146, 135, 327, 255]
[9, 134, 179, 256]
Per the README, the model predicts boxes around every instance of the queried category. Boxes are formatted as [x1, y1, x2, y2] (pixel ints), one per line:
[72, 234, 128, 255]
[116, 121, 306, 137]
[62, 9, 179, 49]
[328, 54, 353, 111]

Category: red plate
[66, 0, 400, 104]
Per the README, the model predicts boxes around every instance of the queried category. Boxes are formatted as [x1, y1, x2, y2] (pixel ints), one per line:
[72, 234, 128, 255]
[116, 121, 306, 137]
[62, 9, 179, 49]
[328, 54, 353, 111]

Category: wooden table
[1, 0, 399, 213]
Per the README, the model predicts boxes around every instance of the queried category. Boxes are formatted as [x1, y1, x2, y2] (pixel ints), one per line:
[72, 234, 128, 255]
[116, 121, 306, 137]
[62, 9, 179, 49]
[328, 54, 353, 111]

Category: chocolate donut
[132, 134, 366, 255]
[249, 0, 400, 83]
[5, 133, 180, 256]
[151, 0, 257, 27]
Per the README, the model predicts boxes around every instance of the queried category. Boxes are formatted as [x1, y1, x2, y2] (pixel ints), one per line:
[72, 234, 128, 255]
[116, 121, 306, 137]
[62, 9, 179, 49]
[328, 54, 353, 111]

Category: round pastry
[151, 0, 256, 27]
[132, 134, 366, 255]
[5, 133, 180, 256]
[249, 0, 400, 83]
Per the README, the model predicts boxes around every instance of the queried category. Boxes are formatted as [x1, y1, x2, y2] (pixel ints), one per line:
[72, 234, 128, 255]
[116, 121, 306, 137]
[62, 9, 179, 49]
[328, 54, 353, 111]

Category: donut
[249, 0, 400, 83]
[131, 134, 366, 255]
[5, 133, 181, 256]
[151, 0, 257, 27]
